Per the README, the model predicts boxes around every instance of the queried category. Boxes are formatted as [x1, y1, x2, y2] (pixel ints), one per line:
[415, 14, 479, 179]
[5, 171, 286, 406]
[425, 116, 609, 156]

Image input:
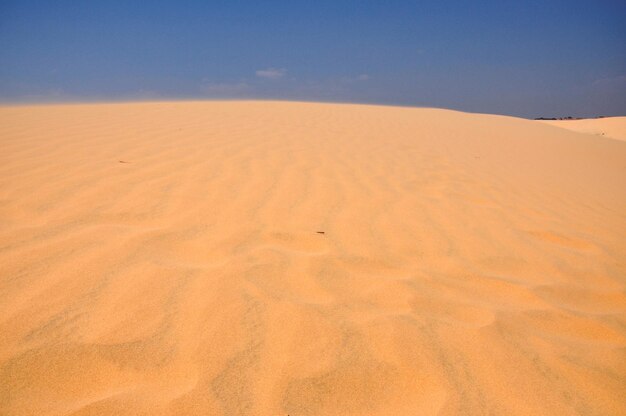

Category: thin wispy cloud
[3, 86, 71, 103]
[256, 68, 286, 80]
[591, 75, 626, 88]
[340, 74, 371, 83]
[201, 81, 250, 97]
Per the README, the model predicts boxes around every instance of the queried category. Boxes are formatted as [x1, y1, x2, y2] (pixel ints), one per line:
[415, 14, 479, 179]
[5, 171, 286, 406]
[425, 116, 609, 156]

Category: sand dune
[0, 101, 625, 415]
[541, 116, 626, 142]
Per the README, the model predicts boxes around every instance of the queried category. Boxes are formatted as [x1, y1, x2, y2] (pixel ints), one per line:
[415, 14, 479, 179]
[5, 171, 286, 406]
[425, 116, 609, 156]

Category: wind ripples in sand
[0, 101, 625, 415]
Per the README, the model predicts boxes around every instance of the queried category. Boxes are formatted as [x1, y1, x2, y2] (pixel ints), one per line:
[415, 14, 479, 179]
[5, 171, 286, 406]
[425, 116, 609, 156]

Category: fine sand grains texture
[0, 101, 625, 415]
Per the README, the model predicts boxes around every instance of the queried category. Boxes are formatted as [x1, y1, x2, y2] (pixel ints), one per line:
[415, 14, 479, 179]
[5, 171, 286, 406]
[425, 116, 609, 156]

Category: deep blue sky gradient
[1, 0, 624, 117]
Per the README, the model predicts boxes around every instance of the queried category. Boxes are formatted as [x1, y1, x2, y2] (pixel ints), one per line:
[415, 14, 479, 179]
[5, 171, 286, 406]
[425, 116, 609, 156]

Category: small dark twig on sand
[316, 231, 325, 234]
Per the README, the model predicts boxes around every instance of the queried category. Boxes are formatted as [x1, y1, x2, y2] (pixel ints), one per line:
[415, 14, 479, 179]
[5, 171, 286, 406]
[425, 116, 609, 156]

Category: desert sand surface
[1, 101, 625, 416]
[541, 116, 626, 142]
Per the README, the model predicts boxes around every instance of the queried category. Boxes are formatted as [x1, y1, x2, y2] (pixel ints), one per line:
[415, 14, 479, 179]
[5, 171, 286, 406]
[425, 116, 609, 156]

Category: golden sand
[1, 101, 625, 415]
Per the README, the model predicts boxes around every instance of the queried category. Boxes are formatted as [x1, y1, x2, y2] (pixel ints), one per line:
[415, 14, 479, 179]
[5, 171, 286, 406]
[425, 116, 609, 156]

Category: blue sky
[0, 0, 624, 117]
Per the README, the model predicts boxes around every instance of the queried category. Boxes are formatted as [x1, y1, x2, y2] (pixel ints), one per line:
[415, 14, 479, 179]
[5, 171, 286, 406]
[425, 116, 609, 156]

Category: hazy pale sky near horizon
[0, 0, 624, 118]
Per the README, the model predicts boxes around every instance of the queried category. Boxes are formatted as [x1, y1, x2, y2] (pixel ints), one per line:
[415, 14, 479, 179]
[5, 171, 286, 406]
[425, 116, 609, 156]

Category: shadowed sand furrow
[0, 101, 625, 415]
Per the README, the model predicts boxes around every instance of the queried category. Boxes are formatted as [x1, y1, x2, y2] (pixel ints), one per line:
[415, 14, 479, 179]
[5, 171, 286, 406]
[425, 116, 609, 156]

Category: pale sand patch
[541, 116, 626, 142]
[0, 101, 625, 415]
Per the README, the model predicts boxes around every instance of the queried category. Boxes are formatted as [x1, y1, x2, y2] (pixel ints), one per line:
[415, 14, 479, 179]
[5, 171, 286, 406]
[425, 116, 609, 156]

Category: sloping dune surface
[0, 101, 625, 415]
[541, 116, 626, 142]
